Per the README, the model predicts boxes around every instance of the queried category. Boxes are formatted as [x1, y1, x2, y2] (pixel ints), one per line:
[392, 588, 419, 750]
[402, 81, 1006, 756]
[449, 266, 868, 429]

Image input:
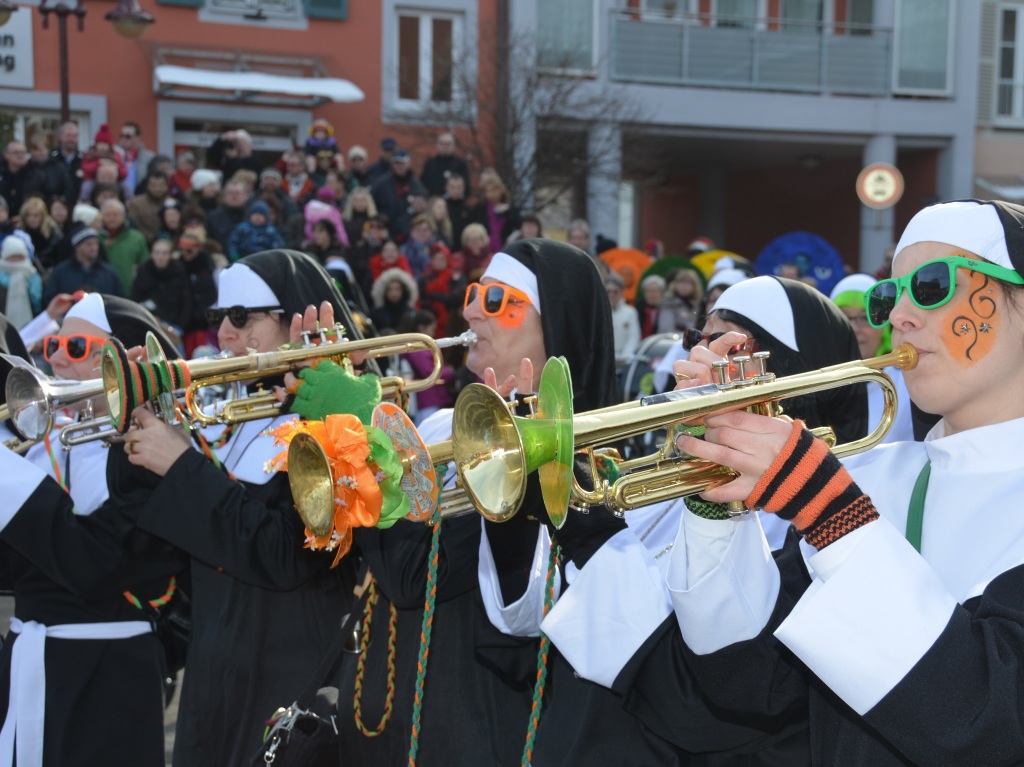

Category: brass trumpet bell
[288, 433, 335, 536]
[452, 357, 574, 526]
[286, 403, 454, 535]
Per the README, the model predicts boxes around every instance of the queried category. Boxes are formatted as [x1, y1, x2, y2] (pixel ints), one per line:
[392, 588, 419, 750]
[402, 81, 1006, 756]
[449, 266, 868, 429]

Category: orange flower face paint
[939, 269, 1000, 366]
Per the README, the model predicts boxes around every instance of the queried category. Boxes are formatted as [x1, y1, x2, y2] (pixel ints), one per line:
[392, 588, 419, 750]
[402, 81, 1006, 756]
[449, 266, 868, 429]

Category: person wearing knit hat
[109, 249, 368, 765]
[44, 222, 124, 303]
[601, 199, 1024, 767]
[0, 291, 185, 767]
[189, 168, 221, 196]
[829, 272, 914, 444]
[0, 233, 42, 329]
[71, 202, 100, 227]
[225, 198, 284, 261]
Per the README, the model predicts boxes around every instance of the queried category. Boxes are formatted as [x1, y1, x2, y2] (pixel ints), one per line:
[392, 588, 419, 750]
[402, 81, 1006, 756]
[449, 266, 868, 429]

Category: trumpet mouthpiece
[437, 330, 478, 349]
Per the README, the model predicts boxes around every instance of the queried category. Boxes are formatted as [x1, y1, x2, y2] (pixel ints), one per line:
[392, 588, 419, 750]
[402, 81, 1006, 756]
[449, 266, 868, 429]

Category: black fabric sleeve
[355, 513, 481, 610]
[611, 529, 812, 750]
[614, 615, 810, 758]
[1, 461, 187, 598]
[132, 448, 326, 590]
[862, 563, 1024, 766]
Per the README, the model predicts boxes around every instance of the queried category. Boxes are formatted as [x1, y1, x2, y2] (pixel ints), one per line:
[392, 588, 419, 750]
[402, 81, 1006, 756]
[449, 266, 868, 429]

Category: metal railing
[606, 9, 894, 96]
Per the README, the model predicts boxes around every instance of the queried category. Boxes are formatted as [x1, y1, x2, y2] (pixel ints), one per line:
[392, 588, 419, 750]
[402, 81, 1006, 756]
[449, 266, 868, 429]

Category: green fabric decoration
[593, 453, 621, 485]
[291, 360, 382, 425]
[364, 426, 410, 528]
[684, 497, 733, 520]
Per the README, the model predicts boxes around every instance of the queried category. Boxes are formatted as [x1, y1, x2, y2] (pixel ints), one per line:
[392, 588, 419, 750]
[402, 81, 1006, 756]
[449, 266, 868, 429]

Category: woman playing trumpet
[556, 200, 1024, 766]
[114, 249, 365, 766]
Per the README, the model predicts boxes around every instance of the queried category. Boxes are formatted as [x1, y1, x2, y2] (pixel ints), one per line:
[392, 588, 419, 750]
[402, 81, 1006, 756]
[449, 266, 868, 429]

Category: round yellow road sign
[856, 163, 905, 210]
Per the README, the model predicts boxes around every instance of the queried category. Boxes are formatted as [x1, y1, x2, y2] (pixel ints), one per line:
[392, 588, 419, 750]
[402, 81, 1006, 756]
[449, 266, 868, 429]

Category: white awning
[974, 176, 1024, 202]
[154, 64, 364, 105]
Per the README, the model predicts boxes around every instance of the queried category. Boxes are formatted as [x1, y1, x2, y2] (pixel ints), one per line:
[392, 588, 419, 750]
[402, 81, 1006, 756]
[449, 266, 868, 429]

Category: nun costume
[111, 251, 363, 766]
[0, 294, 187, 767]
[583, 200, 1024, 766]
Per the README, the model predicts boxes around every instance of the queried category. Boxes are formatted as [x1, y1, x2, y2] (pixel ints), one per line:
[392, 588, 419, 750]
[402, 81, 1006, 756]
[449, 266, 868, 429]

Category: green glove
[289, 360, 382, 425]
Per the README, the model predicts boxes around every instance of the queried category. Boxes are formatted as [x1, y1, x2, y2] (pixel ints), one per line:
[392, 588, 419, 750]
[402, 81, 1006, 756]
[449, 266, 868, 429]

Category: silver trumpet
[2, 356, 105, 442]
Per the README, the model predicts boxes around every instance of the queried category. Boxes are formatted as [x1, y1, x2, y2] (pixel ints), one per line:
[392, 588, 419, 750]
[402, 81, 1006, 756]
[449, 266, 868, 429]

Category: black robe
[335, 514, 537, 766]
[0, 445, 187, 767]
[117, 419, 359, 767]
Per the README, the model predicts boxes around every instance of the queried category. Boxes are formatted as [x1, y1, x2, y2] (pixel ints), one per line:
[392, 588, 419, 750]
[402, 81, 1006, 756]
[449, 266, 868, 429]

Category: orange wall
[28, 0, 499, 173]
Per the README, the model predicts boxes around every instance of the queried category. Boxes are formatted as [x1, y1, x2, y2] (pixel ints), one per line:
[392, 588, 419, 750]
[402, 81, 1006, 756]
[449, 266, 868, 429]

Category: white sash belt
[0, 618, 152, 767]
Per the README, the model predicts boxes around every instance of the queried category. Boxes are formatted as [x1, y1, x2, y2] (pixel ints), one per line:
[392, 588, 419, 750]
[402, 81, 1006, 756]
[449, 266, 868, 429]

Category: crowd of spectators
[0, 121, 558, 363]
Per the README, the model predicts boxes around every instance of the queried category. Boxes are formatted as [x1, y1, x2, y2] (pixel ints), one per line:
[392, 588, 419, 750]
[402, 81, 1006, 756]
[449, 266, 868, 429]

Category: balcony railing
[608, 10, 893, 96]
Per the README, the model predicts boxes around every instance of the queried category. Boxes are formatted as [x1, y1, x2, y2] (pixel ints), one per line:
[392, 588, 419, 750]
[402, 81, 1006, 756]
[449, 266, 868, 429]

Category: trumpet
[4, 363, 106, 441]
[0, 405, 37, 454]
[101, 328, 478, 433]
[451, 345, 919, 526]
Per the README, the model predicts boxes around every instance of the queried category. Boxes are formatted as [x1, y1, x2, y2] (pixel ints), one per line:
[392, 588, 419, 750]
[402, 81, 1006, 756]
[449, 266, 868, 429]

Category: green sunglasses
[865, 256, 1024, 329]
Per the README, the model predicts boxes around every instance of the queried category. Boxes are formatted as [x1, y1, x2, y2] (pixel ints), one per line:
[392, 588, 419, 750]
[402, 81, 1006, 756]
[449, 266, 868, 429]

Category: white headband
[215, 263, 280, 309]
[829, 273, 876, 301]
[65, 292, 112, 333]
[713, 276, 799, 352]
[481, 252, 541, 315]
[894, 201, 1011, 270]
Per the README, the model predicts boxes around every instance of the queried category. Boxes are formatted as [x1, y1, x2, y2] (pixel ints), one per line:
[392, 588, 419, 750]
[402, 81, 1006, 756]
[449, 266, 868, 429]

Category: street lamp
[0, 0, 158, 124]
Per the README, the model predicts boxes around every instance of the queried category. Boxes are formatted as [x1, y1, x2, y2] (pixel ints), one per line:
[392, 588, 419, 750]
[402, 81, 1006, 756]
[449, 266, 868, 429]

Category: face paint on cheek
[943, 271, 999, 366]
[495, 302, 529, 329]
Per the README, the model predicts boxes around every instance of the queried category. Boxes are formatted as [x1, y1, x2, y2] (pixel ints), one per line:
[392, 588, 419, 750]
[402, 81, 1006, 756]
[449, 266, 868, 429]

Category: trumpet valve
[732, 355, 752, 384]
[711, 359, 730, 386]
[521, 394, 538, 417]
[751, 351, 774, 382]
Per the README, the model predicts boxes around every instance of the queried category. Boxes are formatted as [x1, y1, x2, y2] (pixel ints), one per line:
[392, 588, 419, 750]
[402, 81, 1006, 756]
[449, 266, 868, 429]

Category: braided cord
[353, 579, 399, 737]
[124, 575, 178, 611]
[42, 432, 66, 492]
[407, 510, 442, 767]
[521, 539, 560, 766]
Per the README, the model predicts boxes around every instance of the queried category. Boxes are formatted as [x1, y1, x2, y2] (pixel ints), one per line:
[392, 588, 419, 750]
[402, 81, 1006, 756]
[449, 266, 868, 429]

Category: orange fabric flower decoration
[270, 414, 384, 567]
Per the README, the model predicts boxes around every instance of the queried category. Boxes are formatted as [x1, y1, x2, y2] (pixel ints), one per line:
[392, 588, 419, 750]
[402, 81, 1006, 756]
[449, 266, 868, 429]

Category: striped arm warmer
[744, 420, 878, 550]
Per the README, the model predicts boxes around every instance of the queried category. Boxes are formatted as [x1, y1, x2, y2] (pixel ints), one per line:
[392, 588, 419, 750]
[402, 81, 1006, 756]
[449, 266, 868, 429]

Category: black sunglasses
[206, 305, 283, 329]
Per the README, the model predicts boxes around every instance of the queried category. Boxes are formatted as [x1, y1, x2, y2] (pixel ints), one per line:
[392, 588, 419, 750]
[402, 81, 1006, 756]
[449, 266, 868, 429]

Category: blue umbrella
[754, 231, 847, 297]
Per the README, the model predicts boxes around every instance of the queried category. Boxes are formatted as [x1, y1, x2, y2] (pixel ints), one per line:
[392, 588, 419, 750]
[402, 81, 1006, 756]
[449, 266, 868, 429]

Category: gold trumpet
[452, 345, 919, 526]
[101, 327, 477, 433]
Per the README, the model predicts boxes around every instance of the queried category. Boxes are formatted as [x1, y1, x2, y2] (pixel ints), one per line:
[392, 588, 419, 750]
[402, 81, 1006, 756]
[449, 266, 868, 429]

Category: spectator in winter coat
[369, 266, 418, 334]
[417, 243, 465, 338]
[45, 223, 124, 303]
[227, 200, 285, 261]
[206, 180, 249, 253]
[132, 237, 190, 335]
[368, 239, 414, 284]
[0, 234, 43, 329]
[451, 223, 492, 282]
[370, 149, 426, 241]
[17, 197, 63, 271]
[99, 198, 149, 294]
[401, 214, 436, 277]
[398, 309, 454, 425]
[419, 132, 471, 198]
[0, 141, 46, 217]
[303, 198, 348, 250]
[177, 229, 219, 355]
[127, 171, 170, 243]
